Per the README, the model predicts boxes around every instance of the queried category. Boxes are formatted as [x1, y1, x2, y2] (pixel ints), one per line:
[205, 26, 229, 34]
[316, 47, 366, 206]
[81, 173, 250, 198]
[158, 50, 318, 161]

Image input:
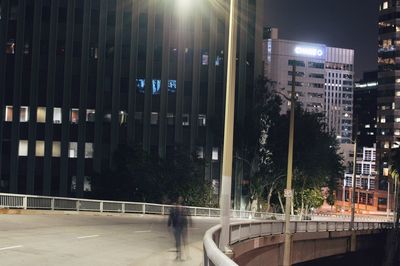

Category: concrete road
[0, 213, 219, 266]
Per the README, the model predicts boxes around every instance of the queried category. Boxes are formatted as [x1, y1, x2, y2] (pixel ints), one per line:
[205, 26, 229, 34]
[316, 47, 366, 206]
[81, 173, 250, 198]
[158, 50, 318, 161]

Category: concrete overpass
[0, 212, 218, 266]
[0, 193, 393, 266]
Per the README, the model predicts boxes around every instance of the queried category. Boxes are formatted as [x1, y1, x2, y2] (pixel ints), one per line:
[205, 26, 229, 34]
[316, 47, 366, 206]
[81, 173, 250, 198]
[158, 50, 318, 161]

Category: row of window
[18, 140, 93, 158]
[287, 81, 324, 88]
[3, 106, 208, 127]
[4, 106, 94, 124]
[288, 60, 324, 69]
[287, 71, 324, 79]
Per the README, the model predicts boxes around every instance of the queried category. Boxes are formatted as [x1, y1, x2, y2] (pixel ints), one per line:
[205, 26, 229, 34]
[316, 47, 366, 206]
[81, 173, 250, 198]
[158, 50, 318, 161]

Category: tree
[91, 144, 217, 207]
[247, 101, 343, 214]
[234, 77, 282, 211]
[383, 147, 400, 266]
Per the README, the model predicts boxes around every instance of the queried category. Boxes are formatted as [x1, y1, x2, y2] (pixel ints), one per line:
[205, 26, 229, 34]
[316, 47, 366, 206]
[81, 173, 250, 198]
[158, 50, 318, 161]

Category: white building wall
[325, 47, 355, 144]
[265, 39, 326, 114]
[263, 38, 354, 144]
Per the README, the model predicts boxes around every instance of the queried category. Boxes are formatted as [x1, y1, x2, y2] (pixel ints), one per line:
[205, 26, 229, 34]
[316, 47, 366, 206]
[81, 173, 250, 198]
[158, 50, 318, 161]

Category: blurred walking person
[168, 197, 191, 261]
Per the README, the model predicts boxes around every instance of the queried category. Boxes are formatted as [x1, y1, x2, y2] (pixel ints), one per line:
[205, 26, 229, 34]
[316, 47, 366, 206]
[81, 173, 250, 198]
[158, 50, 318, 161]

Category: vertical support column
[234, 0, 249, 211]
[110, 0, 124, 157]
[9, 0, 26, 193]
[127, 0, 140, 146]
[0, 0, 10, 186]
[189, 4, 202, 153]
[93, 0, 108, 173]
[76, 0, 92, 198]
[43, 0, 60, 195]
[174, 4, 185, 146]
[143, 0, 156, 152]
[253, 0, 264, 80]
[158, 1, 171, 158]
[205, 4, 217, 180]
[60, 0, 76, 197]
[27, 0, 43, 195]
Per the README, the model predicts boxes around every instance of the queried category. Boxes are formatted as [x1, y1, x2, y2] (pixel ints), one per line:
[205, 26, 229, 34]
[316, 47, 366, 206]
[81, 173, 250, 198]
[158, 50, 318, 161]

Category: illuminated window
[86, 109, 95, 122]
[197, 147, 204, 159]
[182, 114, 189, 126]
[70, 109, 79, 124]
[212, 147, 219, 161]
[383, 1, 388, 9]
[52, 141, 61, 157]
[18, 140, 28, 156]
[380, 116, 386, 123]
[198, 114, 206, 126]
[37, 107, 46, 123]
[201, 49, 209, 65]
[20, 107, 29, 122]
[69, 142, 78, 158]
[53, 108, 62, 124]
[5, 106, 13, 121]
[5, 39, 15, 54]
[384, 142, 390, 149]
[36, 141, 45, 157]
[85, 143, 93, 158]
[150, 112, 158, 125]
[119, 111, 128, 124]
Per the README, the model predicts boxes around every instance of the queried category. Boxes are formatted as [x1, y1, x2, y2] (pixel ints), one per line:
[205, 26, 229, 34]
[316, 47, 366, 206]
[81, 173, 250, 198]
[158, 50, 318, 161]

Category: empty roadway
[0, 213, 219, 266]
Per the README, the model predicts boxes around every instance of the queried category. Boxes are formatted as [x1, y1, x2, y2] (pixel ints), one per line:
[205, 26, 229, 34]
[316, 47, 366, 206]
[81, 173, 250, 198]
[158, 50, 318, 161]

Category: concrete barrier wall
[232, 230, 388, 266]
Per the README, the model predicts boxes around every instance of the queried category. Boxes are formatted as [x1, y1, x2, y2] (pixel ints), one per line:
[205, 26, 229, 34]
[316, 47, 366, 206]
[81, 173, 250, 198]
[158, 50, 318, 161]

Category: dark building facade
[377, 0, 400, 189]
[354, 71, 378, 148]
[0, 0, 264, 197]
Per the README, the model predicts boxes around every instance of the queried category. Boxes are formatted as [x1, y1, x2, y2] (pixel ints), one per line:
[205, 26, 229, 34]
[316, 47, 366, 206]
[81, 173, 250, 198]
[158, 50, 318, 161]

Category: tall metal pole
[282, 64, 296, 266]
[394, 176, 398, 227]
[350, 138, 357, 230]
[387, 181, 390, 219]
[219, 0, 238, 252]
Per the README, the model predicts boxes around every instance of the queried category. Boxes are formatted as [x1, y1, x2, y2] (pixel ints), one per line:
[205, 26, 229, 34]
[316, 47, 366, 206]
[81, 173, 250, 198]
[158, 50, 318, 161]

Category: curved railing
[203, 220, 394, 266]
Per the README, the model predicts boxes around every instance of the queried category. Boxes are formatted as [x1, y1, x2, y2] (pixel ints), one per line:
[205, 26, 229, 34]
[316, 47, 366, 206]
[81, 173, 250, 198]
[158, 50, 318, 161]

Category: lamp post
[219, 0, 238, 252]
[350, 137, 357, 231]
[282, 64, 296, 266]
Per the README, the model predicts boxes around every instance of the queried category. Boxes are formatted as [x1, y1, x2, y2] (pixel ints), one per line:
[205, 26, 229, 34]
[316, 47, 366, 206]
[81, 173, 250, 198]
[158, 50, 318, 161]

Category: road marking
[0, 245, 23, 251]
[77, 235, 99, 239]
[134, 230, 151, 233]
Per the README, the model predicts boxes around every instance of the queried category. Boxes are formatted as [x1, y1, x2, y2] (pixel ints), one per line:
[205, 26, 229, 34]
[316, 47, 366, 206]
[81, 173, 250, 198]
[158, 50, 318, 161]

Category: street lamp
[282, 64, 296, 266]
[219, 0, 238, 253]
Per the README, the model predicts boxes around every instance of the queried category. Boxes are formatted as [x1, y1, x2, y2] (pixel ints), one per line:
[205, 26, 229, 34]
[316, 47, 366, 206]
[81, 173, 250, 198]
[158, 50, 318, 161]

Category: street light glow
[176, 0, 191, 13]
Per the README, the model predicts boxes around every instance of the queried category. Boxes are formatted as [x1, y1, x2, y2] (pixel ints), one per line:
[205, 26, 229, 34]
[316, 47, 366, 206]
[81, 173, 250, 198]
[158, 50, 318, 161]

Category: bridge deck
[0, 213, 217, 266]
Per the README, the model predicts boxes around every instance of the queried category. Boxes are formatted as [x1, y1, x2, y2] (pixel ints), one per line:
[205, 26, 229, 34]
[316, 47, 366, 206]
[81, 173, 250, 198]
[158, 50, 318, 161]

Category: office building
[0, 0, 264, 197]
[377, 0, 400, 187]
[335, 145, 390, 212]
[263, 32, 355, 143]
[354, 71, 378, 148]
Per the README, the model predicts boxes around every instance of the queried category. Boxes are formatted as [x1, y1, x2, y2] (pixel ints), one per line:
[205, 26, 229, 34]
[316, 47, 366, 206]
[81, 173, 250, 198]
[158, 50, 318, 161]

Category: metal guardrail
[0, 193, 391, 222]
[203, 220, 394, 266]
[0, 192, 288, 219]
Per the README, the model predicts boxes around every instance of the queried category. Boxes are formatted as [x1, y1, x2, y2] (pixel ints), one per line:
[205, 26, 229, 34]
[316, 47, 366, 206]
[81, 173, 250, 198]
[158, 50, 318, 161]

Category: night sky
[264, 0, 378, 80]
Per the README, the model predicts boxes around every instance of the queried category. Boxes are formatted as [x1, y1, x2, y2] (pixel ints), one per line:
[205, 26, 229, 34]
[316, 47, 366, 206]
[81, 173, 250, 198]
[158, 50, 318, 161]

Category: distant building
[354, 71, 378, 148]
[336, 145, 391, 213]
[263, 30, 355, 144]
